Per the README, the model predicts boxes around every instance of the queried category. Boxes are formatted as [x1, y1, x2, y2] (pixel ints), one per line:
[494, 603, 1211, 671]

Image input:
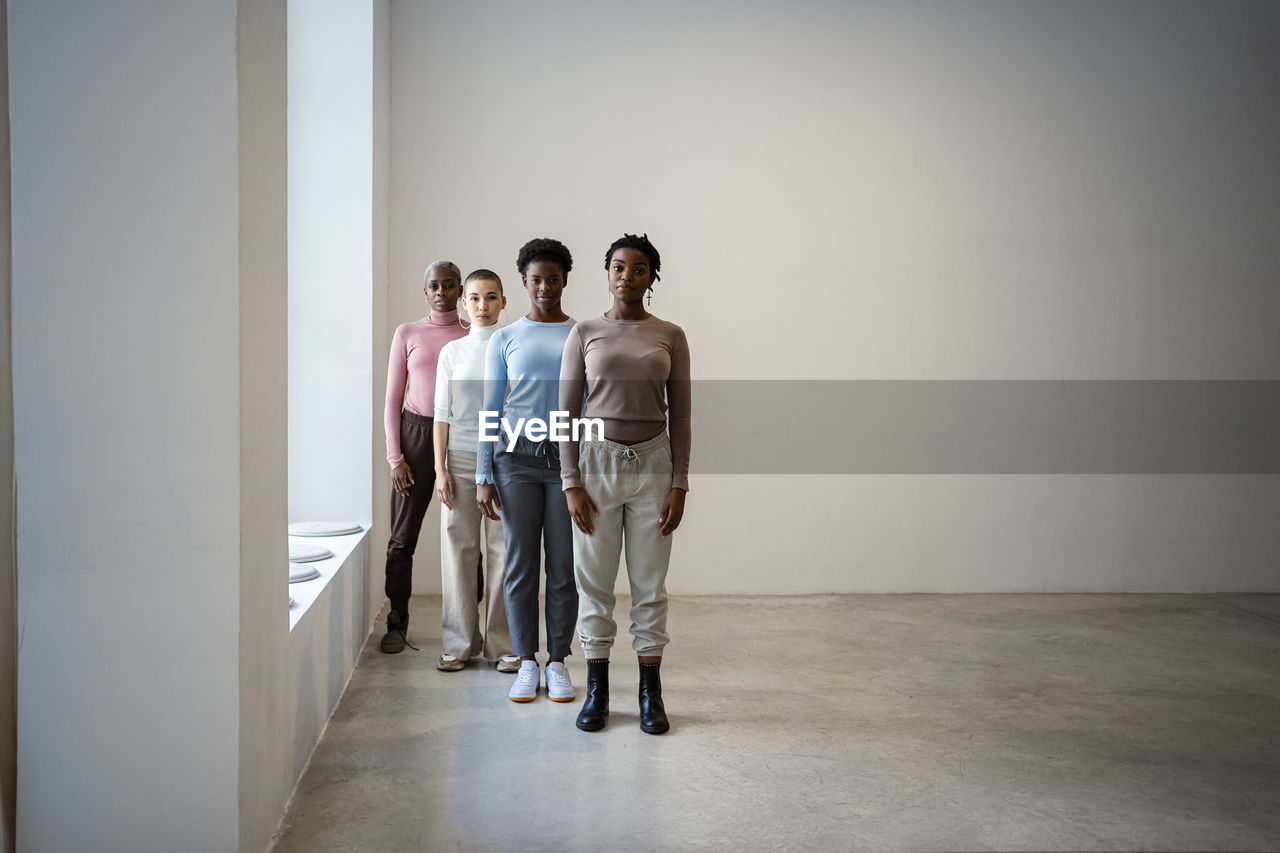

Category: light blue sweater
[476, 316, 576, 484]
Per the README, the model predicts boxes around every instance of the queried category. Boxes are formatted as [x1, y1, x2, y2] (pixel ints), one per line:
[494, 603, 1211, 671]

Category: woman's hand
[658, 488, 686, 538]
[476, 483, 502, 520]
[391, 461, 414, 497]
[566, 487, 598, 535]
[436, 468, 455, 509]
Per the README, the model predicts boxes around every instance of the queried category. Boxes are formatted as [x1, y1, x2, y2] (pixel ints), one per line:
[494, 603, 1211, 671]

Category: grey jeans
[571, 431, 675, 659]
[492, 437, 577, 658]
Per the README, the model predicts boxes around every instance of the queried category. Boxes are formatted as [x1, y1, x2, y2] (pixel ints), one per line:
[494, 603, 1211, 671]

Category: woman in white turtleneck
[430, 270, 519, 673]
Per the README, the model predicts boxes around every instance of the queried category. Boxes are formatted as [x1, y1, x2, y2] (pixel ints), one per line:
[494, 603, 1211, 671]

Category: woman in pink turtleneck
[379, 261, 469, 654]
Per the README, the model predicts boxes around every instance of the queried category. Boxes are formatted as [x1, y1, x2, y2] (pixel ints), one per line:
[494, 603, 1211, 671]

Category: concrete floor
[270, 594, 1280, 852]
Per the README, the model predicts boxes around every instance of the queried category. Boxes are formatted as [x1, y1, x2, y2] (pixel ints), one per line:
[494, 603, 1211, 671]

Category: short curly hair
[604, 233, 661, 283]
[516, 237, 573, 276]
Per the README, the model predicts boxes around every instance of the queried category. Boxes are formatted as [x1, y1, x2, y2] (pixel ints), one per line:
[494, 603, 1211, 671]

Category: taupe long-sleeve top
[558, 314, 692, 492]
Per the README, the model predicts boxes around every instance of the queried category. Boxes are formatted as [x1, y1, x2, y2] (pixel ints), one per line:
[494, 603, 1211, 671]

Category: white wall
[288, 0, 374, 526]
[285, 539, 370, 783]
[288, 0, 389, 681]
[389, 0, 1280, 593]
[0, 8, 16, 850]
[9, 2, 300, 851]
[370, 0, 392, 622]
[237, 1, 291, 850]
[10, 2, 242, 849]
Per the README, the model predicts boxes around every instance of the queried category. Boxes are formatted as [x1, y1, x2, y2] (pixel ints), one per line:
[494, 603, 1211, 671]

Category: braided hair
[516, 238, 574, 275]
[604, 233, 661, 287]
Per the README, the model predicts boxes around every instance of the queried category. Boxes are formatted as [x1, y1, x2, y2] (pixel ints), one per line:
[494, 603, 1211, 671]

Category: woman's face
[608, 247, 653, 303]
[522, 260, 567, 312]
[424, 266, 461, 313]
[462, 278, 506, 327]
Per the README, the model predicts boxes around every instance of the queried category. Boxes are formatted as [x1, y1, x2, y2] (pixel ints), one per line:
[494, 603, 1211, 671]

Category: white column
[9, 1, 288, 850]
[237, 1, 291, 850]
[0, 7, 16, 852]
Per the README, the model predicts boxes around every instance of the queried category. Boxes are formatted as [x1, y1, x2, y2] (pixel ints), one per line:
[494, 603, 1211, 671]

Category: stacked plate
[289, 543, 334, 563]
[289, 564, 321, 583]
[287, 521, 361, 590]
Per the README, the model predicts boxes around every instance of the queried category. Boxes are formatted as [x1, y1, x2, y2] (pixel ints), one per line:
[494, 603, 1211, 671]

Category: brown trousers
[384, 410, 436, 618]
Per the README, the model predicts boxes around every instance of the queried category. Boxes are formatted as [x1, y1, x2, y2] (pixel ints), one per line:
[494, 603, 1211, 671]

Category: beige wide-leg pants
[440, 448, 511, 661]
[572, 432, 675, 659]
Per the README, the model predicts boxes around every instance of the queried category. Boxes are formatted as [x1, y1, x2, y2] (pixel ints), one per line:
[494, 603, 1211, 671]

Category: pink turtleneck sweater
[384, 310, 467, 466]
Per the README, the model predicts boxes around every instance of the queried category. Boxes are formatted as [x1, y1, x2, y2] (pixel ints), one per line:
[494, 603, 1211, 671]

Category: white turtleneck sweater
[433, 322, 500, 454]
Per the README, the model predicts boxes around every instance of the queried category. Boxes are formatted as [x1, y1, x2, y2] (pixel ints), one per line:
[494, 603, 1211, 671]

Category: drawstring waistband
[530, 436, 560, 469]
[503, 432, 561, 469]
[580, 430, 670, 462]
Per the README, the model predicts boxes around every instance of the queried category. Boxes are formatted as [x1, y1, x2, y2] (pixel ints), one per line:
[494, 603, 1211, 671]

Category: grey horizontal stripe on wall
[686, 381, 1280, 475]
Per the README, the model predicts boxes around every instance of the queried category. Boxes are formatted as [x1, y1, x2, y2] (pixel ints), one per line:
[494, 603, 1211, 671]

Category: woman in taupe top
[559, 232, 691, 734]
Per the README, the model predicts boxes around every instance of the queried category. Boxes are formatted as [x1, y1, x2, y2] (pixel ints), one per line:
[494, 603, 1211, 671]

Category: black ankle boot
[638, 661, 669, 735]
[379, 610, 409, 654]
[576, 659, 610, 731]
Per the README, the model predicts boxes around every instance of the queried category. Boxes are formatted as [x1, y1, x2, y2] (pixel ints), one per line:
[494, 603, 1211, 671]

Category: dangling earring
[646, 286, 653, 307]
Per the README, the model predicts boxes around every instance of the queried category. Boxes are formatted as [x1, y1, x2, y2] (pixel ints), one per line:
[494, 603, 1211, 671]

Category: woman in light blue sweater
[475, 238, 579, 704]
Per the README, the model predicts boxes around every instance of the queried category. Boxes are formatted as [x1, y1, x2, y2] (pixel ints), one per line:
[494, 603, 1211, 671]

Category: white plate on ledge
[289, 543, 334, 563]
[289, 564, 321, 583]
[288, 521, 362, 537]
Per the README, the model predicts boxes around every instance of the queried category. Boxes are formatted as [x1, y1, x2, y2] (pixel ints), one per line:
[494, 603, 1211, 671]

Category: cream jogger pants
[440, 448, 511, 660]
[572, 432, 676, 659]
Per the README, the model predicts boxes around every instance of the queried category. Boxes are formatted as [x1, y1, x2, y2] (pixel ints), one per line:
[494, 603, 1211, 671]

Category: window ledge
[288, 524, 371, 631]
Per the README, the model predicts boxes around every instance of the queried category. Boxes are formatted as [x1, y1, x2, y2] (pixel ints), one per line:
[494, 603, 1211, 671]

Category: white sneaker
[545, 661, 575, 702]
[508, 660, 539, 702]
